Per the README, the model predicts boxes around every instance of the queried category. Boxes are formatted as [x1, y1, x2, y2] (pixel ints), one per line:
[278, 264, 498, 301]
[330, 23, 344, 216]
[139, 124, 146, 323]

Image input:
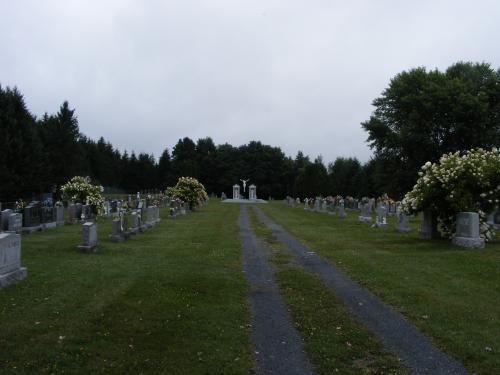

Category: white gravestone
[395, 204, 411, 233]
[249, 184, 257, 200]
[0, 233, 27, 288]
[452, 212, 485, 249]
[338, 200, 347, 219]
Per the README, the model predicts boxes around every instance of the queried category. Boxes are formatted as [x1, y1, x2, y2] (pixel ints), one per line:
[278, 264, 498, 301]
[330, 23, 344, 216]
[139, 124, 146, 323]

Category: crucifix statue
[240, 179, 249, 192]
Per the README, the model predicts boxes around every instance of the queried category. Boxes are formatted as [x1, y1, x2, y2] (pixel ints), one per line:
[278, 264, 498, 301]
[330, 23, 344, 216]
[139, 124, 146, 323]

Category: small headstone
[22, 205, 41, 233]
[129, 211, 140, 235]
[395, 210, 411, 233]
[358, 200, 372, 222]
[8, 213, 23, 234]
[67, 204, 78, 224]
[221, 192, 227, 201]
[77, 222, 98, 253]
[0, 233, 27, 288]
[452, 212, 485, 249]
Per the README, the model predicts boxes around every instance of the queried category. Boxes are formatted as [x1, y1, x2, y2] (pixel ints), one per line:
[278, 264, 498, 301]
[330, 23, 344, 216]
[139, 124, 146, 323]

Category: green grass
[258, 202, 500, 375]
[247, 208, 407, 375]
[0, 202, 253, 374]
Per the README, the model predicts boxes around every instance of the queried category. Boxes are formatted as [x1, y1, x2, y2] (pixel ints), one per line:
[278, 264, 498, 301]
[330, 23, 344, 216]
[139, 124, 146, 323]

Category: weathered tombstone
[304, 198, 309, 210]
[452, 212, 485, 249]
[373, 205, 388, 228]
[221, 192, 227, 201]
[22, 205, 41, 233]
[249, 184, 257, 200]
[77, 222, 98, 253]
[233, 184, 240, 200]
[55, 206, 65, 226]
[1, 209, 13, 231]
[395, 204, 411, 233]
[0, 233, 27, 288]
[109, 218, 126, 242]
[146, 206, 157, 227]
[338, 200, 347, 219]
[419, 210, 440, 239]
[7, 213, 23, 234]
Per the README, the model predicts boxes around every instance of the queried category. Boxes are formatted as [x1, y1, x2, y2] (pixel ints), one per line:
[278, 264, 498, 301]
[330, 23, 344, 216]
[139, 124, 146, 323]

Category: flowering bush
[402, 148, 500, 240]
[166, 177, 208, 209]
[14, 199, 26, 212]
[60, 176, 105, 214]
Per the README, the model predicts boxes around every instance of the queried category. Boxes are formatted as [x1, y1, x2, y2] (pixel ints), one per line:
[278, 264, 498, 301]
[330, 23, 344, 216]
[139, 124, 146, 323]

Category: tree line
[1, 61, 498, 202]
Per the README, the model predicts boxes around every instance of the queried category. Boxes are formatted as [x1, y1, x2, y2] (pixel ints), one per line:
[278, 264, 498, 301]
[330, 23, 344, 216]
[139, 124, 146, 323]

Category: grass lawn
[0, 202, 253, 374]
[259, 202, 500, 375]
[247, 208, 407, 375]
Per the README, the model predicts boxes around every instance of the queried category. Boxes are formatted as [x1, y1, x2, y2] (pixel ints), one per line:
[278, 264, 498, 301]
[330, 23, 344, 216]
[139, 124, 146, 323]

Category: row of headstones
[286, 196, 496, 249]
[1, 205, 65, 234]
[78, 206, 161, 252]
[286, 196, 399, 215]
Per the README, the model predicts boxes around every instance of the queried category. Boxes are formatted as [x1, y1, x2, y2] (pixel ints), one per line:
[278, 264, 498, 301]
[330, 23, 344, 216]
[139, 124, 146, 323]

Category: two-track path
[249, 206, 468, 375]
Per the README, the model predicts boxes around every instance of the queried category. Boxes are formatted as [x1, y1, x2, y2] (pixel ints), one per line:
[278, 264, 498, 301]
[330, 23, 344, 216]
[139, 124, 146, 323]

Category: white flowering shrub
[60, 176, 105, 214]
[166, 177, 208, 209]
[402, 148, 500, 241]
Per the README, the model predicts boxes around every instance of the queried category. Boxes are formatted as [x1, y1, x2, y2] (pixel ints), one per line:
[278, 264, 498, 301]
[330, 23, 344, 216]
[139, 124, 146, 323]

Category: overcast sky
[1, 1, 499, 163]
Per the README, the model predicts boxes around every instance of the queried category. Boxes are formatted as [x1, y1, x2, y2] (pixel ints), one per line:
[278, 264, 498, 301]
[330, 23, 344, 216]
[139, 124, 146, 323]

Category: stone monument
[77, 222, 98, 253]
[233, 184, 240, 200]
[452, 212, 485, 249]
[0, 233, 27, 288]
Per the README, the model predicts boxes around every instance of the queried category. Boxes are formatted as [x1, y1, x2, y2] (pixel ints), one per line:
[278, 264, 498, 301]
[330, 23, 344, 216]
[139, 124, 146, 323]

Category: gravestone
[419, 210, 441, 239]
[109, 218, 126, 242]
[338, 200, 347, 219]
[67, 204, 78, 224]
[75, 204, 83, 221]
[8, 213, 23, 234]
[452, 212, 484, 249]
[304, 198, 309, 210]
[55, 206, 65, 226]
[81, 205, 91, 221]
[77, 222, 98, 253]
[373, 205, 388, 228]
[321, 199, 328, 213]
[233, 184, 240, 200]
[41, 207, 56, 229]
[129, 211, 140, 235]
[249, 184, 257, 200]
[358, 201, 372, 222]
[22, 205, 41, 233]
[395, 204, 411, 233]
[221, 192, 227, 201]
[0, 233, 27, 288]
[1, 209, 13, 231]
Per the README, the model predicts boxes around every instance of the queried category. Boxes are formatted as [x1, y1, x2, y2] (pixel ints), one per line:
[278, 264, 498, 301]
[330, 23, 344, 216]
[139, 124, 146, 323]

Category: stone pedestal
[0, 233, 27, 289]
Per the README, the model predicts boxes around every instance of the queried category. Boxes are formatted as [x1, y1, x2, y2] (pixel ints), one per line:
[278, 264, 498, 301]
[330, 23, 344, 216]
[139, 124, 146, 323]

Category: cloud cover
[1, 0, 499, 163]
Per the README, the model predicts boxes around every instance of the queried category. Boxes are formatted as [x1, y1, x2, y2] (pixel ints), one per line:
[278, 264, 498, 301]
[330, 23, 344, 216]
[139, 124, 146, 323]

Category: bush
[60, 176, 104, 214]
[166, 177, 208, 209]
[402, 148, 500, 240]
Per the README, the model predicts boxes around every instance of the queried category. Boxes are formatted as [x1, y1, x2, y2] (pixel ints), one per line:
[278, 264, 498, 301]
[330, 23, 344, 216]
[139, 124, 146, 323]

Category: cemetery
[2, 4, 500, 373]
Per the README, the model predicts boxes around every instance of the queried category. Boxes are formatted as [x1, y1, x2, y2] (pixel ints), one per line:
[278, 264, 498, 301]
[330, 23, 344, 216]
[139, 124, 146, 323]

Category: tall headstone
[0, 233, 27, 288]
[452, 212, 485, 249]
[373, 205, 388, 228]
[109, 218, 126, 243]
[55, 206, 65, 226]
[77, 222, 98, 253]
[129, 211, 140, 235]
[338, 200, 347, 219]
[233, 184, 240, 200]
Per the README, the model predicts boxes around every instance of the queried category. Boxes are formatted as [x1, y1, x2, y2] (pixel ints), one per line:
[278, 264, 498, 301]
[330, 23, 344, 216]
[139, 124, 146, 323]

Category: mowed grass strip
[259, 202, 500, 375]
[0, 202, 252, 375]
[247, 208, 407, 375]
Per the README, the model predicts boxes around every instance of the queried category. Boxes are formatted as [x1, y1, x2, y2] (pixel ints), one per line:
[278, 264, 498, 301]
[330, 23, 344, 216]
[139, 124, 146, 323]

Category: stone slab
[452, 236, 485, 249]
[0, 267, 27, 289]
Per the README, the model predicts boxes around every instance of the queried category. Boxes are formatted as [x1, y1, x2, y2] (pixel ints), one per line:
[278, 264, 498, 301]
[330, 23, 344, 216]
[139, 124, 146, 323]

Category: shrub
[166, 177, 208, 209]
[402, 148, 500, 240]
[60, 176, 104, 214]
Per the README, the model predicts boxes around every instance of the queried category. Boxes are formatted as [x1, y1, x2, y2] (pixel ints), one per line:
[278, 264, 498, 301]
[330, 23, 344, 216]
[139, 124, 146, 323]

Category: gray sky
[1, 1, 499, 164]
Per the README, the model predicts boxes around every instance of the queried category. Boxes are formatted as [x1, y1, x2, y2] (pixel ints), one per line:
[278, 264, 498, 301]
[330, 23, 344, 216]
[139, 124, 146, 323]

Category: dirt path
[253, 207, 468, 375]
[238, 205, 315, 375]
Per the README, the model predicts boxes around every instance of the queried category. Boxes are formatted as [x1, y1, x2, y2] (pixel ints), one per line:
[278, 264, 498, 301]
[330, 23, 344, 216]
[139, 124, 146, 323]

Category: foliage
[362, 62, 500, 198]
[166, 177, 208, 208]
[402, 148, 500, 240]
[60, 176, 104, 214]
